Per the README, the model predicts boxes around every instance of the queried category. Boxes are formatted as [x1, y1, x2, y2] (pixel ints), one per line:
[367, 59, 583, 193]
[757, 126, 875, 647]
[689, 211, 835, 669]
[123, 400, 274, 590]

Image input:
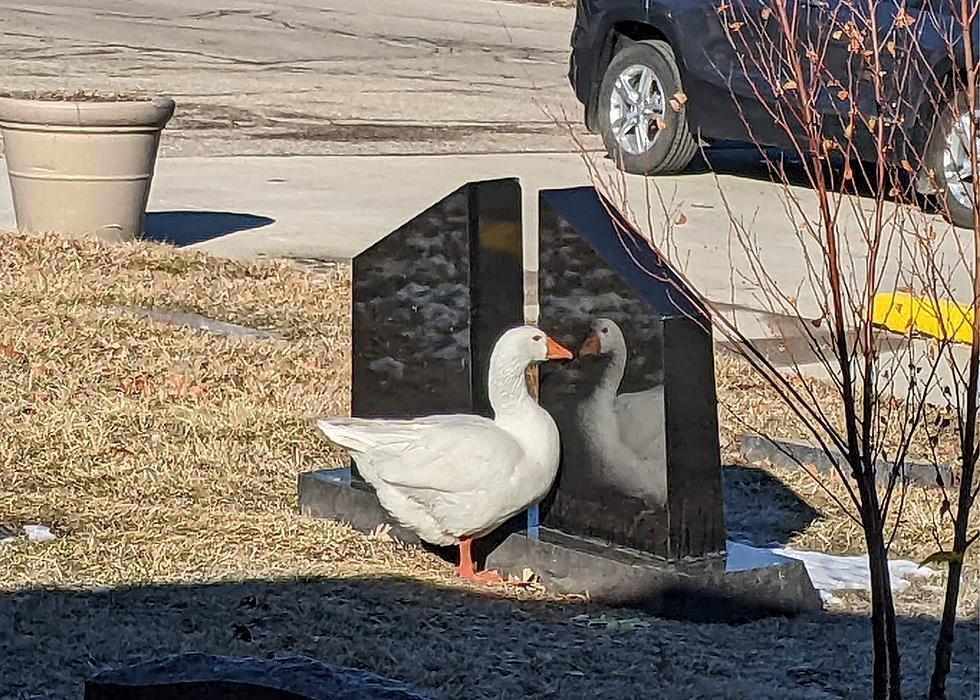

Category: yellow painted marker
[871, 291, 974, 344]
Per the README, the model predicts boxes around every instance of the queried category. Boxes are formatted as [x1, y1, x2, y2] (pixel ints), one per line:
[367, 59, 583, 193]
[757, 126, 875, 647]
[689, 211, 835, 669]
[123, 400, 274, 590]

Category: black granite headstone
[299, 180, 820, 617]
[536, 187, 725, 561]
[351, 178, 524, 420]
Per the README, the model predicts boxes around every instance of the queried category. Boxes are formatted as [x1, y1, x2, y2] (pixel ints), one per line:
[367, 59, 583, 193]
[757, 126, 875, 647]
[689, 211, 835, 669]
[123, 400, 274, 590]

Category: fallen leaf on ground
[163, 375, 207, 402]
[367, 523, 394, 542]
[920, 551, 963, 567]
[0, 342, 22, 360]
[570, 614, 651, 631]
[118, 375, 151, 397]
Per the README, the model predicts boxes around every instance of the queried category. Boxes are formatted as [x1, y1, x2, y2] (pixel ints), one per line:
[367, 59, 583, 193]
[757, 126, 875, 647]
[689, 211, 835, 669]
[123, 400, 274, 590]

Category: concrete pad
[3, 150, 969, 299]
[0, 153, 591, 259]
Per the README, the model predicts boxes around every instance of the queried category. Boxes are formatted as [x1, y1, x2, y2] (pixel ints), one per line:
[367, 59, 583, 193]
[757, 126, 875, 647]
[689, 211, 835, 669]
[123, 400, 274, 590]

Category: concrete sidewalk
[0, 151, 846, 306]
[2, 151, 966, 297]
[0, 151, 968, 404]
[151, 153, 592, 260]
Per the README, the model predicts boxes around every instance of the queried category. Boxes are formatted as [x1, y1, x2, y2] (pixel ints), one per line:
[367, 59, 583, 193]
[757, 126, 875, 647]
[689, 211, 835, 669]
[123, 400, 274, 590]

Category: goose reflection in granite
[575, 317, 667, 506]
[541, 311, 671, 550]
[537, 186, 725, 559]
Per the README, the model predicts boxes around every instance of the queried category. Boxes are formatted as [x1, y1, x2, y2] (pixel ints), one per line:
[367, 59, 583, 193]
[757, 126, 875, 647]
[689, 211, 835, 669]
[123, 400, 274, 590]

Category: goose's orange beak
[579, 331, 601, 357]
[545, 336, 574, 360]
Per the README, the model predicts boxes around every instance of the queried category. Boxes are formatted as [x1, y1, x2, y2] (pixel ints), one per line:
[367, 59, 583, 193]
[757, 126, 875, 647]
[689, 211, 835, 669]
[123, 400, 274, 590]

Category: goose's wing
[318, 415, 525, 494]
[613, 386, 665, 459]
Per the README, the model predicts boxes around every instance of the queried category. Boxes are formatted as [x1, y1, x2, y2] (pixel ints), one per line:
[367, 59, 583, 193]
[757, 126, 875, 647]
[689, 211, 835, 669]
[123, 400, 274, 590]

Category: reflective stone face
[351, 179, 523, 419]
[537, 188, 725, 560]
[349, 181, 723, 560]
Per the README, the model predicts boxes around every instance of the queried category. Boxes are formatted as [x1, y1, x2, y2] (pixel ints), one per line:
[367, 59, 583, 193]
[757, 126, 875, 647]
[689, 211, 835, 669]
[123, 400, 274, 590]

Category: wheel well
[612, 21, 669, 46]
[586, 23, 672, 130]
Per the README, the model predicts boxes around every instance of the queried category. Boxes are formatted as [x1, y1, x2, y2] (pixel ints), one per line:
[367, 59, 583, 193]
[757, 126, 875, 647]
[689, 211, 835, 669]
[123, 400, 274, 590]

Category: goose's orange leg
[456, 537, 503, 584]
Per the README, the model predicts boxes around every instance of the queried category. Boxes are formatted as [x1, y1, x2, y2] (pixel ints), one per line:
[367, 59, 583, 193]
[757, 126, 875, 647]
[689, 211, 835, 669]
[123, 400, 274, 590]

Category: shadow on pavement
[722, 464, 821, 547]
[687, 141, 925, 206]
[144, 211, 275, 246]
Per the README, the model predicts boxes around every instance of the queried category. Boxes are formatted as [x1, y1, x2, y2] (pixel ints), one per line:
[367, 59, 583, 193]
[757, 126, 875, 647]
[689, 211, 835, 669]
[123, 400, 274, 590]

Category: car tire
[924, 94, 978, 229]
[597, 40, 698, 175]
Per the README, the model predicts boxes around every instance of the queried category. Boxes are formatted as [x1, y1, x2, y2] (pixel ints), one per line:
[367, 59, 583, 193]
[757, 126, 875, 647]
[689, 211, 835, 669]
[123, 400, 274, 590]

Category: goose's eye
[532, 334, 543, 342]
[601, 328, 609, 334]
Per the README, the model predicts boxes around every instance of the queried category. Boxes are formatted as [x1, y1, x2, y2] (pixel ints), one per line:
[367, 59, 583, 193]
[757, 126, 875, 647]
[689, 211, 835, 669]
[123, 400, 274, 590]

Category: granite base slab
[84, 653, 431, 700]
[299, 468, 422, 546]
[299, 469, 822, 622]
[740, 433, 955, 488]
[485, 528, 822, 621]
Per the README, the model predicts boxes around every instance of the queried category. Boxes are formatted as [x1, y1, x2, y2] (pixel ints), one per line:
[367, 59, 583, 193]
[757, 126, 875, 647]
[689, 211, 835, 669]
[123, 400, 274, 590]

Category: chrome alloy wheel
[608, 64, 667, 156]
[942, 108, 980, 211]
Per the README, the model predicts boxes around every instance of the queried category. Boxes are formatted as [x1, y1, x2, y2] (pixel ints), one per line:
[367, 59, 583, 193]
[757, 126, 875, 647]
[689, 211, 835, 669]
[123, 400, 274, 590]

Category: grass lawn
[0, 234, 976, 699]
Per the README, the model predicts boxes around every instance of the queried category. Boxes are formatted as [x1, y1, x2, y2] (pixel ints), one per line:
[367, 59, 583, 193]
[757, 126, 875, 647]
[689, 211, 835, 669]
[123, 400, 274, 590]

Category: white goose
[577, 317, 667, 504]
[318, 325, 572, 583]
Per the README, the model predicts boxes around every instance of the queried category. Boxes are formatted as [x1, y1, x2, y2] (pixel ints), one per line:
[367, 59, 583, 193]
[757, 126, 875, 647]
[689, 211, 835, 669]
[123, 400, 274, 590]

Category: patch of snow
[726, 540, 935, 605]
[822, 591, 844, 606]
[23, 524, 56, 543]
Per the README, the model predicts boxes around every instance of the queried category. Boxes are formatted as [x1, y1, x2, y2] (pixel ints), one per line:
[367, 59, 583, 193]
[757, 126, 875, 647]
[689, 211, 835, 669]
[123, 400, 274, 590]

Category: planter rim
[0, 95, 175, 129]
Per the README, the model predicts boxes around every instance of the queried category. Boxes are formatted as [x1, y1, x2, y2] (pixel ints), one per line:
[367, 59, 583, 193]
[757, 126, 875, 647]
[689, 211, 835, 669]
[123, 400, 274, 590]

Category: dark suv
[569, 0, 979, 227]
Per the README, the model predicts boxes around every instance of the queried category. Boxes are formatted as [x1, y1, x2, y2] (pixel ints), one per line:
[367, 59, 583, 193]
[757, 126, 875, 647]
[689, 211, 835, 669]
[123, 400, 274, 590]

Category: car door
[805, 0, 915, 160]
[679, 0, 855, 147]
[683, 0, 891, 156]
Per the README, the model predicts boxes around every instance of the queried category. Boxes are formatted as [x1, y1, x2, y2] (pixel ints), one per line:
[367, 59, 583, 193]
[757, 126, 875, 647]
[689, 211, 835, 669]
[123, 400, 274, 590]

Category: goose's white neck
[487, 348, 558, 474]
[592, 348, 627, 399]
[487, 349, 538, 419]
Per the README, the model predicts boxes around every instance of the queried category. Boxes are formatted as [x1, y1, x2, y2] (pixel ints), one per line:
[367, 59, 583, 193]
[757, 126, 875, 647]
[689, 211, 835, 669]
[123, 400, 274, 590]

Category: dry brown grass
[0, 233, 976, 699]
[0, 232, 972, 596]
[715, 354, 977, 618]
[0, 233, 471, 592]
[715, 353, 962, 466]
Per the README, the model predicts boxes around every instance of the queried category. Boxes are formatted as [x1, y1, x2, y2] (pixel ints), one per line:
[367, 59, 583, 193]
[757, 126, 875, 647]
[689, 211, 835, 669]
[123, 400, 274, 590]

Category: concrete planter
[0, 94, 175, 242]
